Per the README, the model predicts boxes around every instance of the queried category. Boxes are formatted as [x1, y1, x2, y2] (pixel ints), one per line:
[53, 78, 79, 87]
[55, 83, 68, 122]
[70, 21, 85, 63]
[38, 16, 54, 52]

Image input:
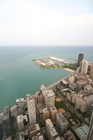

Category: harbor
[48, 56, 72, 65]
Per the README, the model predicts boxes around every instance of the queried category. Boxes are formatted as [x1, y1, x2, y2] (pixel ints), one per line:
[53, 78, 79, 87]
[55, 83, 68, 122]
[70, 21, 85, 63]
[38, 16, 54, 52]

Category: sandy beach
[63, 68, 75, 73]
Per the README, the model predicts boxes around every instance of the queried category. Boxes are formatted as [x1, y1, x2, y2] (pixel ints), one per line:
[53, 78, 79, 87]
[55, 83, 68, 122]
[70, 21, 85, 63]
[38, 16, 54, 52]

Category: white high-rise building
[80, 59, 88, 74]
[45, 119, 58, 140]
[45, 90, 55, 107]
[56, 113, 68, 136]
[27, 94, 36, 125]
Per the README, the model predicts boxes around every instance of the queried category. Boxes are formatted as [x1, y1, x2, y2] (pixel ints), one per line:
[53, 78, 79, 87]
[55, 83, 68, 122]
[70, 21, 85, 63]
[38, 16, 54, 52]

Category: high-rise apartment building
[27, 94, 36, 125]
[77, 53, 84, 67]
[45, 90, 55, 107]
[45, 119, 58, 140]
[56, 113, 68, 136]
[49, 106, 58, 124]
[87, 104, 93, 140]
[17, 115, 24, 132]
[16, 98, 25, 115]
[43, 108, 50, 124]
[80, 59, 88, 74]
[76, 80, 87, 92]
[84, 95, 93, 113]
[90, 65, 93, 80]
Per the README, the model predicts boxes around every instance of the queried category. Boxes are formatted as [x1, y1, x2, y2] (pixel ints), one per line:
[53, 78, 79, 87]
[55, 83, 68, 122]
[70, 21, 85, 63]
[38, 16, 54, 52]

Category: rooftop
[16, 98, 24, 103]
[41, 84, 46, 91]
[77, 80, 87, 84]
[32, 133, 44, 140]
[75, 125, 89, 140]
[49, 106, 57, 111]
[85, 95, 93, 102]
[29, 124, 40, 132]
[17, 115, 23, 123]
[27, 94, 34, 101]
[19, 132, 25, 140]
[57, 113, 68, 124]
[3, 106, 10, 120]
[43, 108, 49, 113]
[45, 90, 55, 97]
[55, 136, 62, 140]
[46, 119, 58, 137]
[23, 115, 28, 122]
[61, 79, 68, 84]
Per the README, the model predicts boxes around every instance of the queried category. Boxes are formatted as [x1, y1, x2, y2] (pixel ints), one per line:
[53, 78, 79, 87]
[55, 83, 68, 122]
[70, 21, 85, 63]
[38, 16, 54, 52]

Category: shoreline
[63, 68, 75, 73]
[0, 71, 73, 118]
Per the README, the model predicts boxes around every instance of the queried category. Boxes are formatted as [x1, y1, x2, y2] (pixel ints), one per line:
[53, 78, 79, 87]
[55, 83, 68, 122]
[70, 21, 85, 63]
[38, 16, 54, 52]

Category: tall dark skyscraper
[87, 104, 93, 140]
[3, 106, 12, 139]
[77, 53, 84, 67]
[90, 65, 93, 80]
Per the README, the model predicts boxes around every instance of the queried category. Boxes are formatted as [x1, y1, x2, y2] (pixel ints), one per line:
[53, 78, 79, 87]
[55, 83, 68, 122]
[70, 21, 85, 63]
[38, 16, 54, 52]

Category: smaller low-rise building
[55, 136, 65, 140]
[19, 132, 25, 140]
[72, 94, 78, 104]
[32, 133, 44, 140]
[29, 123, 40, 139]
[60, 80, 69, 88]
[84, 85, 93, 94]
[24, 130, 29, 140]
[66, 93, 72, 101]
[23, 115, 28, 125]
[5, 136, 12, 140]
[75, 125, 89, 140]
[64, 130, 76, 140]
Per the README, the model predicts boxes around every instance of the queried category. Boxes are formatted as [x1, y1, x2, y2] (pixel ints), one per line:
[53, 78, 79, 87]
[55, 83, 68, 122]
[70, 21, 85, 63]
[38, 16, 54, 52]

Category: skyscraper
[16, 98, 25, 115]
[45, 119, 58, 140]
[3, 106, 12, 138]
[27, 94, 36, 125]
[56, 113, 68, 136]
[45, 90, 55, 108]
[77, 53, 84, 67]
[90, 65, 93, 80]
[87, 104, 93, 140]
[80, 59, 88, 74]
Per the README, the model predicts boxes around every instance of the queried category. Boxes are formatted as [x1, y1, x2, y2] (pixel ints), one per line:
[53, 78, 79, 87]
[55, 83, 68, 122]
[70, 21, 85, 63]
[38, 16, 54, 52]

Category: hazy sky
[0, 0, 93, 46]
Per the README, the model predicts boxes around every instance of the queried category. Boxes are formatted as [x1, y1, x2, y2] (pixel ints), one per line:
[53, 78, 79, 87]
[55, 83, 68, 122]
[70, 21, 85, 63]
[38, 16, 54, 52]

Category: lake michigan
[0, 46, 93, 113]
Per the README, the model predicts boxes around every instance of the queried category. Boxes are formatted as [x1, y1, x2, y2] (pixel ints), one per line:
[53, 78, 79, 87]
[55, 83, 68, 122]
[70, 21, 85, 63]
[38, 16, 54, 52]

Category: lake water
[0, 46, 93, 112]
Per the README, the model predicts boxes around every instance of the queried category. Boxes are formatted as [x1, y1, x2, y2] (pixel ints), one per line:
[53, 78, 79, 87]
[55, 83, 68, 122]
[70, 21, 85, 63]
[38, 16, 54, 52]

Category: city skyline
[0, 0, 93, 46]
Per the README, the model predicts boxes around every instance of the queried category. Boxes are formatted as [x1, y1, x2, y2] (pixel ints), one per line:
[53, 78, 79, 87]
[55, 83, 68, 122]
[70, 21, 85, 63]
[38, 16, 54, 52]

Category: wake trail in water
[0, 54, 36, 65]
